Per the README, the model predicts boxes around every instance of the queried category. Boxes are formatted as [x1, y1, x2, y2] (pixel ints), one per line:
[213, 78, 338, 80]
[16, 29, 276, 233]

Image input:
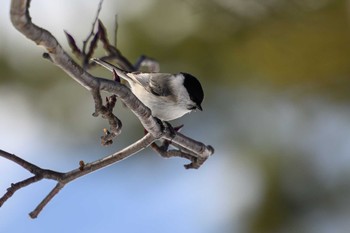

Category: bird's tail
[91, 58, 133, 83]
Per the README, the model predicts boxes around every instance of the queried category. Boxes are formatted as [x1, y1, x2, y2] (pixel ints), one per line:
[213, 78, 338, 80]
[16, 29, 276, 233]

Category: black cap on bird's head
[181, 72, 204, 111]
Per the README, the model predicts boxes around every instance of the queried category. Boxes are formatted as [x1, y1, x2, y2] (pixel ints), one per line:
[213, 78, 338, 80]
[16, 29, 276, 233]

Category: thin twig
[114, 14, 118, 47]
[0, 176, 43, 207]
[29, 183, 64, 219]
[82, 0, 104, 53]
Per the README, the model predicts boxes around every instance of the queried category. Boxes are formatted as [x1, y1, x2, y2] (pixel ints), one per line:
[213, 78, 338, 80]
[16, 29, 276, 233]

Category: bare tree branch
[1, 133, 156, 217]
[2, 0, 214, 218]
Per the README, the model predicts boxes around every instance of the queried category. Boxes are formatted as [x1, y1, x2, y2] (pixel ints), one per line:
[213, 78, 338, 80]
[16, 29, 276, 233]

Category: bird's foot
[153, 118, 176, 139]
[163, 121, 177, 138]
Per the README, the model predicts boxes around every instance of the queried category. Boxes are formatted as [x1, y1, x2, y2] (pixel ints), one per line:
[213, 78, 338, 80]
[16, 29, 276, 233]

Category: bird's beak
[197, 104, 203, 111]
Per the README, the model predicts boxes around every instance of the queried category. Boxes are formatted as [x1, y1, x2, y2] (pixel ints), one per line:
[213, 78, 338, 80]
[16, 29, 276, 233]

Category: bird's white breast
[130, 76, 192, 121]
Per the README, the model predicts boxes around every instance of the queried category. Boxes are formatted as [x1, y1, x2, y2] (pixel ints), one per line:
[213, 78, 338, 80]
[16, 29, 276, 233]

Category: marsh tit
[92, 58, 204, 121]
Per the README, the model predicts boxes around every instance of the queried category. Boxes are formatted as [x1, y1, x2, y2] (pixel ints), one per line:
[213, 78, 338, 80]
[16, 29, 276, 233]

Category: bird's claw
[163, 121, 176, 138]
[154, 118, 176, 138]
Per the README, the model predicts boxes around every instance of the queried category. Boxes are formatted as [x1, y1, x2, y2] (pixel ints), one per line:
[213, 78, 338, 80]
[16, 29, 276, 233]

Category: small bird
[92, 58, 204, 121]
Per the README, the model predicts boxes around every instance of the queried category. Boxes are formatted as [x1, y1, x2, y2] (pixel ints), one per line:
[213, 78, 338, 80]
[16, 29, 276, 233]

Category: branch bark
[1, 0, 214, 218]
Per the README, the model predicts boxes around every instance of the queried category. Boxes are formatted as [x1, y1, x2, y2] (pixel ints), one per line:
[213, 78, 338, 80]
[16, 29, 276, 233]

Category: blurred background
[1, 0, 350, 232]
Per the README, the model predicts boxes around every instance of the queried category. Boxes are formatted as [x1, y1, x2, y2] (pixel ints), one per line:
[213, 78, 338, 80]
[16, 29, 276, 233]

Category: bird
[92, 58, 204, 121]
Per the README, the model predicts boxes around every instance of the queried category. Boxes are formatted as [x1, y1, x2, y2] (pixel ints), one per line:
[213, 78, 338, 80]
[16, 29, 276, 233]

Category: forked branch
[1, 0, 214, 218]
[0, 132, 156, 218]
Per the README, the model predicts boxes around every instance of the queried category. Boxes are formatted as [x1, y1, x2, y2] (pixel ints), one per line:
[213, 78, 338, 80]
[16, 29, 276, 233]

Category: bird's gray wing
[149, 73, 174, 96]
[130, 72, 174, 96]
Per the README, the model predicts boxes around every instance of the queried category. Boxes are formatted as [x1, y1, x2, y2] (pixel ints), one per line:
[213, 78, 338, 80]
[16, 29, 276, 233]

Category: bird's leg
[157, 121, 184, 154]
[154, 118, 176, 139]
[163, 121, 178, 138]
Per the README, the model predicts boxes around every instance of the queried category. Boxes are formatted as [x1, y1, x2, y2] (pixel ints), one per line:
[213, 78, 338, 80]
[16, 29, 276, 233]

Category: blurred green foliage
[3, 0, 350, 98]
[111, 0, 350, 101]
[235, 2, 350, 95]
